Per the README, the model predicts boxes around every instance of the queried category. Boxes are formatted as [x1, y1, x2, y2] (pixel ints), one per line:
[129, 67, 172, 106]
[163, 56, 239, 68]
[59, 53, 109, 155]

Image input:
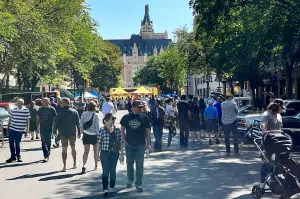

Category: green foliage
[134, 45, 187, 91]
[0, 0, 123, 93]
[190, 0, 300, 98]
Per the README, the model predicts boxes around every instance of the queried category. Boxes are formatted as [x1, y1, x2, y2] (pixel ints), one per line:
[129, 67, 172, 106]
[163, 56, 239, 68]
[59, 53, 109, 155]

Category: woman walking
[199, 98, 207, 139]
[29, 101, 39, 140]
[80, 101, 101, 174]
[165, 98, 178, 149]
[189, 97, 201, 144]
[99, 113, 124, 196]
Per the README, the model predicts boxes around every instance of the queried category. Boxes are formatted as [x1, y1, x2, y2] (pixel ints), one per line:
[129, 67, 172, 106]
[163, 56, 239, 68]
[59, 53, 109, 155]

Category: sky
[87, 0, 194, 40]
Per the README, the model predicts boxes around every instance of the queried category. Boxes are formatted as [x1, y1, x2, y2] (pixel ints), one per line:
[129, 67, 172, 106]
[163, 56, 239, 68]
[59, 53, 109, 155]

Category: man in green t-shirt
[37, 98, 57, 162]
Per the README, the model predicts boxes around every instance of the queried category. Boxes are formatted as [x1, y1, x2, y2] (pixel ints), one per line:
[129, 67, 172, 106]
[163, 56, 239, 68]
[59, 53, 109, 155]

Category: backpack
[83, 113, 94, 130]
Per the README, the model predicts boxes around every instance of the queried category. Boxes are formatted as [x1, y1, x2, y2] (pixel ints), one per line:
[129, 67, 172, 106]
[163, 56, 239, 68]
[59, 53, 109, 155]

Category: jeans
[179, 119, 189, 148]
[125, 145, 145, 186]
[41, 132, 52, 158]
[168, 128, 175, 147]
[55, 133, 60, 145]
[153, 125, 163, 151]
[100, 151, 119, 190]
[223, 121, 239, 153]
[9, 129, 23, 158]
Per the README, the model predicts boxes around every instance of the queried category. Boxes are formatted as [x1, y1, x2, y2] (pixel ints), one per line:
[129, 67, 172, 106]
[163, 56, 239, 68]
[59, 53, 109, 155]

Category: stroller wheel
[252, 184, 265, 199]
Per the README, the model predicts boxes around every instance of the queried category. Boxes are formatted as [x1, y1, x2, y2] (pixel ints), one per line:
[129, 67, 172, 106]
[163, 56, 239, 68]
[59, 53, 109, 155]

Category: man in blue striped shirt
[6, 99, 30, 163]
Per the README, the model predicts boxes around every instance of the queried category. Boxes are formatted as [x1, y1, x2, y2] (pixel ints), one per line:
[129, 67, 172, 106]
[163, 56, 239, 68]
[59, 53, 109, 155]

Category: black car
[282, 113, 300, 146]
[281, 100, 300, 117]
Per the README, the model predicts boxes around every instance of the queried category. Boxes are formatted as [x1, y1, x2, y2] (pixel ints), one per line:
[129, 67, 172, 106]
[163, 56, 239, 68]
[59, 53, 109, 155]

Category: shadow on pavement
[21, 147, 42, 152]
[0, 160, 40, 169]
[39, 172, 82, 181]
[7, 171, 59, 181]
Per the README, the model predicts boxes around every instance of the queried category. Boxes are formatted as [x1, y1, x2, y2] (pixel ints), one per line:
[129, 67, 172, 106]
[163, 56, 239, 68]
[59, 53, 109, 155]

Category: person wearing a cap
[151, 98, 165, 152]
[260, 99, 285, 183]
[221, 93, 239, 156]
[120, 100, 151, 192]
[204, 100, 220, 145]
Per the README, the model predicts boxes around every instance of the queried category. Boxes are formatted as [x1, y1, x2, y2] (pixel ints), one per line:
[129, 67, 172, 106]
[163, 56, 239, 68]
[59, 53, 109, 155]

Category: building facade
[108, 4, 172, 88]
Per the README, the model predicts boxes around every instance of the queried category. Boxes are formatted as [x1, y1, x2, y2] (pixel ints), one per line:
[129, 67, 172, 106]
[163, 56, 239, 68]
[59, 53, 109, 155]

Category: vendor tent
[75, 91, 98, 99]
[132, 86, 152, 94]
[111, 87, 128, 95]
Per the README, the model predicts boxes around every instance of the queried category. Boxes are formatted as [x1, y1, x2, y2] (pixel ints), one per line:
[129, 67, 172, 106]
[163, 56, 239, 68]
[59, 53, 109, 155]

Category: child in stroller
[252, 131, 300, 199]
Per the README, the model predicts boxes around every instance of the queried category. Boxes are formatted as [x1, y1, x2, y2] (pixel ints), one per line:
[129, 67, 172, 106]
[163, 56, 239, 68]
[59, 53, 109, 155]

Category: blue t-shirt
[214, 102, 222, 120]
[204, 106, 218, 120]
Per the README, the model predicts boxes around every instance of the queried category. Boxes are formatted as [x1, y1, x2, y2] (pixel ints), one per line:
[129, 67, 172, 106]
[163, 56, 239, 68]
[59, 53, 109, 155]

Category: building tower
[140, 4, 154, 39]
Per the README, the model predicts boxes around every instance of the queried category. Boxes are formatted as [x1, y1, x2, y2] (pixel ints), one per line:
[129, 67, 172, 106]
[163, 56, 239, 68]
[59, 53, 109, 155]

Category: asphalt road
[0, 110, 299, 199]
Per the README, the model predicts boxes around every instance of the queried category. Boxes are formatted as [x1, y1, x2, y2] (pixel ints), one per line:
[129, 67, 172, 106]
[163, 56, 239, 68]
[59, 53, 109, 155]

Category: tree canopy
[0, 0, 122, 93]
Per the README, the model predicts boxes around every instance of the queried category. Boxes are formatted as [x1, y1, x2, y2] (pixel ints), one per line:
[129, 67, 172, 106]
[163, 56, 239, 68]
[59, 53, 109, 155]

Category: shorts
[206, 119, 219, 133]
[82, 133, 97, 145]
[61, 136, 76, 147]
[189, 120, 200, 131]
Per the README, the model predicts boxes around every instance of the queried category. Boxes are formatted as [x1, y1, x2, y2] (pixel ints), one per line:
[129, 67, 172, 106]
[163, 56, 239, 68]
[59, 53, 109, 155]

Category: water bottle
[146, 149, 150, 158]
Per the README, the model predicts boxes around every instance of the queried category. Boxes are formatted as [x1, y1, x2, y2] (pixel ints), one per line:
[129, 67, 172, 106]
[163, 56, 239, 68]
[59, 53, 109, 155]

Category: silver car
[237, 105, 263, 134]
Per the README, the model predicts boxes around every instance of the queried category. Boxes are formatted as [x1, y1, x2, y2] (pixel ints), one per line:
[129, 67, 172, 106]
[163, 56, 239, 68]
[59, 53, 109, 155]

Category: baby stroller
[252, 131, 300, 199]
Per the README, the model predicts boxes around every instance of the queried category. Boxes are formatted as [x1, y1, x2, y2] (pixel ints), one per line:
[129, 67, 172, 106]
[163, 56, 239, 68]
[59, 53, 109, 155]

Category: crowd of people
[4, 92, 243, 197]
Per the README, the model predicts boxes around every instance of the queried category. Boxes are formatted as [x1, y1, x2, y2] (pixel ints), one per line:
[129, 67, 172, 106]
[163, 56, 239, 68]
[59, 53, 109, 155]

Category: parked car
[282, 100, 300, 117]
[237, 105, 263, 134]
[0, 107, 9, 138]
[282, 113, 300, 146]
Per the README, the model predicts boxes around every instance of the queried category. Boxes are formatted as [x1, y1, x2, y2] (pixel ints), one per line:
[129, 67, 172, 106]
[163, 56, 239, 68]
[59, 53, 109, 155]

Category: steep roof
[108, 35, 172, 56]
[141, 4, 152, 26]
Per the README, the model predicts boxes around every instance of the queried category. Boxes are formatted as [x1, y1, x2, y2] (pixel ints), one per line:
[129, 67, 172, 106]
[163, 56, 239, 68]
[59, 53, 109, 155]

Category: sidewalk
[0, 111, 297, 199]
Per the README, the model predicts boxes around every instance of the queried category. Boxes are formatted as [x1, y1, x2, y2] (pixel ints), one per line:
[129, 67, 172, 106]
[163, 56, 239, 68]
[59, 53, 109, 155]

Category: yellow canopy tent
[111, 87, 128, 95]
[132, 86, 153, 94]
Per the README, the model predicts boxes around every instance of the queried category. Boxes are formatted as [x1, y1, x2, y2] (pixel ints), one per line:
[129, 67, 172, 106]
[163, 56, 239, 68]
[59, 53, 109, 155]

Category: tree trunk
[206, 81, 209, 98]
[286, 64, 293, 99]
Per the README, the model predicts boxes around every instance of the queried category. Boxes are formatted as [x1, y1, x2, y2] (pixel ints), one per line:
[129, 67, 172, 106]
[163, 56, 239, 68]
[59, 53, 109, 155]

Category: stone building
[108, 4, 172, 88]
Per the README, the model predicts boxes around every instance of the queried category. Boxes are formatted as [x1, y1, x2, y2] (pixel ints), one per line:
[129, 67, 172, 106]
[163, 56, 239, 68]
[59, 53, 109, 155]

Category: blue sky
[87, 0, 194, 40]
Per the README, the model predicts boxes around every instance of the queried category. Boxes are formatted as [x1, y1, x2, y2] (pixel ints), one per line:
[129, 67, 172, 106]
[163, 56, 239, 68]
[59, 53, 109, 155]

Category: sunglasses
[111, 117, 116, 121]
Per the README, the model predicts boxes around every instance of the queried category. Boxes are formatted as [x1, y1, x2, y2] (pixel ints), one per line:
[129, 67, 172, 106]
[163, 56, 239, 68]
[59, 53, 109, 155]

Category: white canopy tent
[75, 91, 98, 99]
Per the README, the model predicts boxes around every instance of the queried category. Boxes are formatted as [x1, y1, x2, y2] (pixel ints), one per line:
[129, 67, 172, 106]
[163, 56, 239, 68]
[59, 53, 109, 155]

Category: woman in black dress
[199, 98, 207, 138]
[189, 97, 201, 143]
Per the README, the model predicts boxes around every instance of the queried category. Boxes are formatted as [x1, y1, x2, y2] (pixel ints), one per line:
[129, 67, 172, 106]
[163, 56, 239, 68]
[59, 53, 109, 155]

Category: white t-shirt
[102, 102, 114, 115]
[165, 104, 175, 117]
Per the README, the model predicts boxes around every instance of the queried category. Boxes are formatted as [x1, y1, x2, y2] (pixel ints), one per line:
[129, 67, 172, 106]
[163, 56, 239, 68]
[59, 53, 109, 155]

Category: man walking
[221, 93, 239, 156]
[151, 99, 165, 152]
[53, 97, 62, 148]
[120, 100, 151, 192]
[6, 99, 30, 163]
[37, 98, 57, 162]
[177, 95, 190, 148]
[53, 98, 81, 171]
[204, 100, 220, 145]
[102, 97, 115, 115]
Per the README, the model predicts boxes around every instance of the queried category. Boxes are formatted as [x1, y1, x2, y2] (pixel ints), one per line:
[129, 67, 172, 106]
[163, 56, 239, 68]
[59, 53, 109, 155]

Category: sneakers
[36, 136, 40, 140]
[216, 139, 220, 145]
[61, 167, 67, 172]
[136, 186, 144, 192]
[81, 167, 86, 174]
[17, 156, 23, 162]
[109, 187, 115, 193]
[53, 143, 59, 148]
[31, 137, 34, 141]
[103, 189, 109, 196]
[209, 139, 212, 145]
[73, 162, 78, 169]
[127, 181, 133, 188]
[6, 157, 17, 163]
[235, 152, 241, 156]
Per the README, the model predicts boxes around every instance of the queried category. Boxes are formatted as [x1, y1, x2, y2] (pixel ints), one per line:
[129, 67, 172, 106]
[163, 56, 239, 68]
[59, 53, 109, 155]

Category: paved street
[0, 110, 299, 199]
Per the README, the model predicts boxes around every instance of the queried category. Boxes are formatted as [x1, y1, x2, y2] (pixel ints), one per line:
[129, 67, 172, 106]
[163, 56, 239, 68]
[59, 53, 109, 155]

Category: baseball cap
[133, 100, 144, 108]
[273, 99, 286, 109]
[225, 93, 233, 98]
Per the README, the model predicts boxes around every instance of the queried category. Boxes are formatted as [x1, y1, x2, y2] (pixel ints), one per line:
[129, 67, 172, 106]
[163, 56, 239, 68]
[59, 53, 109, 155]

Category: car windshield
[0, 108, 9, 117]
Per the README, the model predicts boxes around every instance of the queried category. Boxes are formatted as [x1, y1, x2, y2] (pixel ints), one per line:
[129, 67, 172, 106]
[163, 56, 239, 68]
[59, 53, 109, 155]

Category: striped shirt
[9, 107, 31, 132]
